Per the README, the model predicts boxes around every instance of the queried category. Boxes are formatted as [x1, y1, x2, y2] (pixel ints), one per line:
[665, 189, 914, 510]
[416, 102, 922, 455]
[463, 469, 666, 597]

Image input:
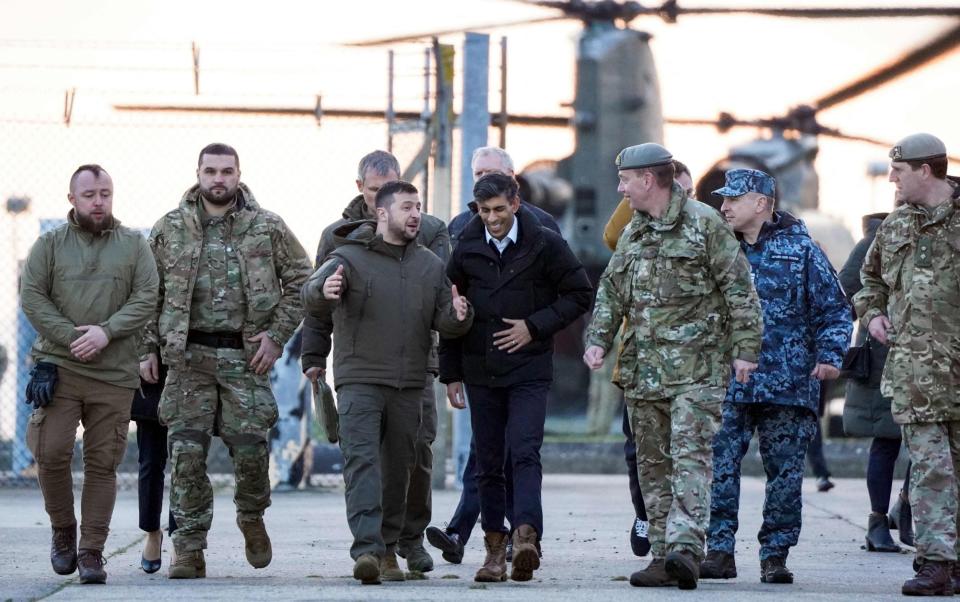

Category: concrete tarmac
[1, 475, 921, 601]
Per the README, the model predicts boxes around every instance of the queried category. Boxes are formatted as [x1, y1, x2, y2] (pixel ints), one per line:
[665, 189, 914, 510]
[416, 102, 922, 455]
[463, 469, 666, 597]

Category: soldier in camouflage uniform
[141, 143, 312, 579]
[584, 144, 763, 590]
[699, 169, 851, 585]
[854, 133, 960, 596]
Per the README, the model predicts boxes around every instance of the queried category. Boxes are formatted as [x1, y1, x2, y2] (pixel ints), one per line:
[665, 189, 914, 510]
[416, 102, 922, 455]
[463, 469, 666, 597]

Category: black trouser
[446, 435, 514, 545]
[468, 380, 549, 537]
[807, 418, 831, 479]
[868, 436, 911, 514]
[622, 405, 648, 521]
[135, 419, 176, 534]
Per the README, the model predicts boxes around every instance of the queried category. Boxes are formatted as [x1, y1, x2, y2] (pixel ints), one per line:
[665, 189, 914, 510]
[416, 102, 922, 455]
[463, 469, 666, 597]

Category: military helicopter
[352, 0, 960, 414]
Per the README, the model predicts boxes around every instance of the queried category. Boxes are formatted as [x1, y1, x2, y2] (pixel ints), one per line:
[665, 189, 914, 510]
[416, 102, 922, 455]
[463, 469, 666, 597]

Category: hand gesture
[447, 381, 466, 409]
[583, 345, 606, 370]
[248, 331, 282, 375]
[70, 325, 109, 362]
[494, 318, 532, 354]
[323, 265, 345, 300]
[732, 358, 758, 384]
[868, 315, 892, 346]
[811, 363, 840, 381]
[140, 353, 160, 383]
[451, 285, 469, 322]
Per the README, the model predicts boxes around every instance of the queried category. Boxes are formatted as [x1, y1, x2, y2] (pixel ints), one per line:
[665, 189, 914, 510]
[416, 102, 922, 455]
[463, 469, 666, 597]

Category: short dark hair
[69, 164, 108, 192]
[474, 172, 519, 204]
[906, 156, 948, 179]
[358, 150, 401, 181]
[375, 180, 418, 209]
[673, 160, 690, 179]
[642, 162, 676, 189]
[198, 143, 240, 169]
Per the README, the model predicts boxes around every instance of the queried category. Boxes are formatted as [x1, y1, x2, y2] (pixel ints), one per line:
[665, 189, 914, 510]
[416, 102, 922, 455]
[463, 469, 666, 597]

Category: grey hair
[471, 146, 514, 172]
[357, 150, 401, 182]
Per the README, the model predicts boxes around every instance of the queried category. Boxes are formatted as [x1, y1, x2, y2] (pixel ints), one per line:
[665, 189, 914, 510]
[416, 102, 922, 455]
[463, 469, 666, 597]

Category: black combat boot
[902, 559, 953, 596]
[700, 550, 737, 579]
[865, 512, 901, 552]
[760, 556, 794, 584]
[425, 526, 464, 564]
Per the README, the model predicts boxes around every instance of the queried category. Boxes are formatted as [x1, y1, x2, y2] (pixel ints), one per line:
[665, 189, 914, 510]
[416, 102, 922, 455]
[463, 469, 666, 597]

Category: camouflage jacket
[143, 183, 312, 366]
[854, 182, 960, 423]
[300, 194, 450, 373]
[585, 183, 763, 401]
[727, 212, 851, 413]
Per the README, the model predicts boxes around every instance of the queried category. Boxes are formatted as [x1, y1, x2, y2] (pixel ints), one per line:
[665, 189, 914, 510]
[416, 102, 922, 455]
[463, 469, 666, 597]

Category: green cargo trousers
[337, 383, 422, 559]
[159, 344, 278, 552]
[399, 376, 438, 549]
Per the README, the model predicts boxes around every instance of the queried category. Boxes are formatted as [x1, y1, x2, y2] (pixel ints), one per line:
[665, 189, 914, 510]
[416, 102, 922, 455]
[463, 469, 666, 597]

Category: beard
[75, 209, 111, 234]
[387, 217, 419, 242]
[200, 183, 238, 207]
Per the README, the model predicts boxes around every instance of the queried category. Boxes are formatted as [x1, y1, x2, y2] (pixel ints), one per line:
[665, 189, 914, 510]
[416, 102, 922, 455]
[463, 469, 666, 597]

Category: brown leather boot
[475, 532, 508, 582]
[903, 559, 953, 596]
[352, 553, 381, 585]
[630, 558, 679, 587]
[237, 514, 272, 568]
[77, 549, 107, 584]
[510, 524, 541, 582]
[380, 545, 406, 582]
[50, 525, 78, 575]
[168, 549, 206, 579]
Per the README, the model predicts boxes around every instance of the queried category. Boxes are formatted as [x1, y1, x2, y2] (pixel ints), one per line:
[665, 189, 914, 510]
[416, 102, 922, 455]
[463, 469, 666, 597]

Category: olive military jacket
[300, 194, 450, 373]
[142, 183, 312, 366]
[20, 211, 159, 388]
[585, 183, 763, 401]
[302, 220, 473, 389]
[854, 182, 960, 424]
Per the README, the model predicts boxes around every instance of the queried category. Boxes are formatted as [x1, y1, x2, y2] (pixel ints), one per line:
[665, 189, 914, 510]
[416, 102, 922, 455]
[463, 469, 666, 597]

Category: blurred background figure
[269, 328, 313, 492]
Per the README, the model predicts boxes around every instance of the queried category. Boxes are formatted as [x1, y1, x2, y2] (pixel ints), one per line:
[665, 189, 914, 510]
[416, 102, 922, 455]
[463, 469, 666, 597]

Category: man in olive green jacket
[302, 180, 472, 585]
[21, 164, 159, 584]
[301, 150, 450, 573]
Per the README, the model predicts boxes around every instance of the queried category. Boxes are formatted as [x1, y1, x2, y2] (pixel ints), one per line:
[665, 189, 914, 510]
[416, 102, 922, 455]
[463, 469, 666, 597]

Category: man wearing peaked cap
[584, 144, 762, 589]
[856, 132, 960, 596]
[700, 168, 851, 585]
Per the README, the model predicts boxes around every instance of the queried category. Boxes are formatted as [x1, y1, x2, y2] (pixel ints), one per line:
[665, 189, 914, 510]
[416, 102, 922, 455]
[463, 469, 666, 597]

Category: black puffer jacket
[439, 207, 592, 387]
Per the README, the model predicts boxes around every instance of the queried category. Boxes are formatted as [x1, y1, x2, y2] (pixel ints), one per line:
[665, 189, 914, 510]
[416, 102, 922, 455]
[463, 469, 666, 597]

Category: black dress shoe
[141, 532, 162, 573]
[425, 526, 464, 564]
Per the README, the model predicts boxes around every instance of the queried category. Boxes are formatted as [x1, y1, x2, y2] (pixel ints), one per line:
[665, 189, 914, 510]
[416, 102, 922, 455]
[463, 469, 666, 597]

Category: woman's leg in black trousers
[867, 436, 901, 514]
[136, 419, 176, 534]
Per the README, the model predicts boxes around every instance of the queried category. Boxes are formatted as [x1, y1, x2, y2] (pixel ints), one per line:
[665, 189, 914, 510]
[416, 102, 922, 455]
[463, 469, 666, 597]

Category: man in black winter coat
[439, 173, 592, 583]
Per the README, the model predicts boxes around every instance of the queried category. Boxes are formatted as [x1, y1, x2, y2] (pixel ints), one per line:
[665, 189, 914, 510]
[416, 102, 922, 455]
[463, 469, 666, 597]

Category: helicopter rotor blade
[666, 4, 960, 20]
[814, 22, 960, 111]
[343, 15, 569, 46]
[817, 126, 960, 163]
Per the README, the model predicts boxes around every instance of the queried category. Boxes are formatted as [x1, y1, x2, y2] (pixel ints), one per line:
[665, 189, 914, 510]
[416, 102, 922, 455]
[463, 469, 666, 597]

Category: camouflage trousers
[159, 344, 279, 552]
[902, 419, 960, 562]
[627, 385, 724, 560]
[707, 403, 817, 560]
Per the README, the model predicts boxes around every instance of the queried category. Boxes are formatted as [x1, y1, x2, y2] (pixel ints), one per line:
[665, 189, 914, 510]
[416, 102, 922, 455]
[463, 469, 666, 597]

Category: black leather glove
[25, 361, 58, 410]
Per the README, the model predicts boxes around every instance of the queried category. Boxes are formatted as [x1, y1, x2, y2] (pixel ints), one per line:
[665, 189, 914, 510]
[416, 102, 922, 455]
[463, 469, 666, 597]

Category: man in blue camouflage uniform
[700, 169, 851, 585]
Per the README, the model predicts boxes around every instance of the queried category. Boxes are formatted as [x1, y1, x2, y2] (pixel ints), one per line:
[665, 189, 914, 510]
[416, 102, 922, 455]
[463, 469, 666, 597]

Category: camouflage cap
[712, 168, 776, 198]
[889, 133, 946, 162]
[615, 143, 673, 170]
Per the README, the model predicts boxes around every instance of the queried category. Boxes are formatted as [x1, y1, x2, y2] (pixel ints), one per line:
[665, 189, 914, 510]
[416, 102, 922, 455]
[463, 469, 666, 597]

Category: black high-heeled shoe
[141, 532, 162, 574]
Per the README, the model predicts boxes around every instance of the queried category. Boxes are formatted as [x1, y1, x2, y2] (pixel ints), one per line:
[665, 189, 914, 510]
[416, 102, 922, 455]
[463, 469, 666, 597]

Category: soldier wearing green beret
[584, 143, 763, 590]
[854, 133, 960, 596]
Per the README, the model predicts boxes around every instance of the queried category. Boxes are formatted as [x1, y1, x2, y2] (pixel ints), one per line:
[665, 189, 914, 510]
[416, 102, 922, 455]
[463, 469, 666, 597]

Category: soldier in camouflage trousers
[140, 143, 312, 579]
[584, 144, 763, 590]
[854, 133, 960, 597]
[700, 169, 851, 585]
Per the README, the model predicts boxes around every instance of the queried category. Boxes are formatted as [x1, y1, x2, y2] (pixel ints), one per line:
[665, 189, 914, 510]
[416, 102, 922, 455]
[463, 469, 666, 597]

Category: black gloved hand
[25, 361, 58, 410]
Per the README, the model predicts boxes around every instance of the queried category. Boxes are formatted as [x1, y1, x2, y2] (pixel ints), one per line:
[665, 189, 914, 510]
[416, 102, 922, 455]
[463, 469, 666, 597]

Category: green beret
[889, 133, 946, 162]
[616, 143, 673, 170]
